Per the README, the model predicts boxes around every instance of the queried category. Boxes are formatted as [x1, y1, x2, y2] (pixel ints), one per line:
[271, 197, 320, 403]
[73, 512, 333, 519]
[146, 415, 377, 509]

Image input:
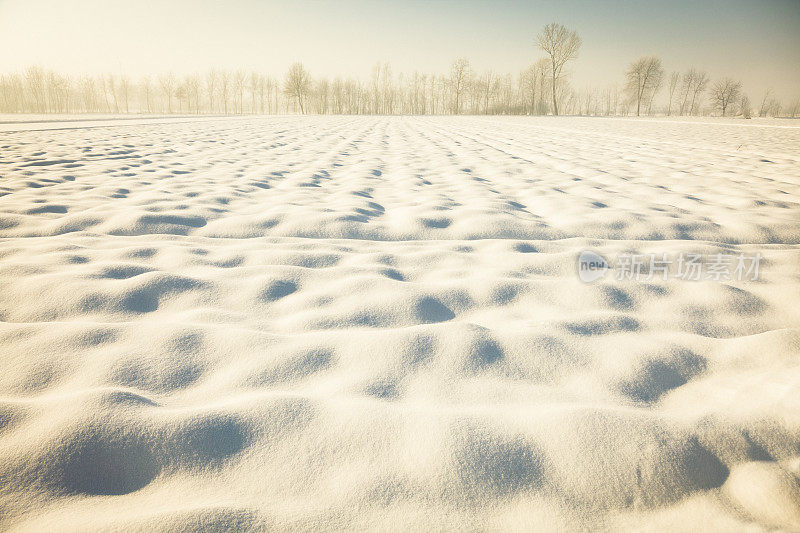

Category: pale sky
[1, 0, 798, 101]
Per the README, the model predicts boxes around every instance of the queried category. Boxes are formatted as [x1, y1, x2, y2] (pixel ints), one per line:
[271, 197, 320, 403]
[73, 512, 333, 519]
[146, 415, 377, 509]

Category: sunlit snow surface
[1, 115, 799, 530]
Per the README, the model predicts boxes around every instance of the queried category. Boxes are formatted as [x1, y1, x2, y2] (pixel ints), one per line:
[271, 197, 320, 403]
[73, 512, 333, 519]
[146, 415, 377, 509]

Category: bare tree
[679, 69, 696, 115]
[186, 74, 200, 114]
[678, 68, 709, 116]
[625, 56, 664, 116]
[81, 75, 98, 112]
[233, 70, 246, 114]
[25, 66, 48, 113]
[758, 88, 773, 117]
[264, 76, 276, 114]
[205, 70, 217, 113]
[158, 72, 176, 113]
[666, 72, 679, 116]
[611, 83, 620, 116]
[46, 71, 70, 113]
[709, 77, 742, 116]
[496, 73, 514, 113]
[370, 63, 382, 114]
[273, 77, 280, 113]
[467, 75, 481, 113]
[449, 58, 470, 114]
[536, 22, 581, 116]
[0, 74, 25, 113]
[219, 70, 230, 114]
[480, 71, 494, 114]
[119, 75, 130, 113]
[258, 74, 269, 114]
[314, 78, 330, 114]
[141, 76, 152, 113]
[532, 58, 549, 114]
[107, 74, 120, 113]
[332, 77, 345, 114]
[520, 64, 539, 115]
[787, 98, 800, 118]
[381, 63, 395, 114]
[283, 62, 311, 114]
[646, 71, 663, 115]
[408, 72, 426, 114]
[428, 76, 437, 114]
[739, 94, 752, 118]
[249, 72, 260, 114]
[689, 70, 709, 115]
[99, 74, 113, 112]
[175, 83, 187, 113]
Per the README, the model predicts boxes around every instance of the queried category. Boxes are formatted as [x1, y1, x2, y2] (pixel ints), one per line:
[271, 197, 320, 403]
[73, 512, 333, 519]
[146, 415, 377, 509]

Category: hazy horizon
[1, 0, 798, 102]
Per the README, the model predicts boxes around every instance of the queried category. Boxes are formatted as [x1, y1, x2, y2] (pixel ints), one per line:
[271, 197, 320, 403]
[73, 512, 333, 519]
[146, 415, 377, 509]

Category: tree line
[1, 23, 797, 118]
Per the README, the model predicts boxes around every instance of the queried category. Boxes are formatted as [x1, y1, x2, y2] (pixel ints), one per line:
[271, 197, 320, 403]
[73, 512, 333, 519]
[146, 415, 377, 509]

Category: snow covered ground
[0, 115, 799, 531]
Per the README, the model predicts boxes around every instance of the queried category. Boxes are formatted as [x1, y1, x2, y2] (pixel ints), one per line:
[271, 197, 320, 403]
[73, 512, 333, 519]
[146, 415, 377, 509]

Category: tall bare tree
[25, 66, 48, 113]
[689, 70, 709, 115]
[787, 98, 800, 118]
[479, 71, 494, 114]
[107, 75, 120, 113]
[370, 63, 382, 114]
[315, 78, 330, 114]
[99, 74, 112, 112]
[219, 70, 231, 114]
[233, 70, 246, 114]
[187, 74, 201, 114]
[758, 88, 773, 117]
[283, 62, 311, 114]
[625, 56, 664, 116]
[141, 76, 152, 113]
[158, 72, 176, 113]
[265, 76, 277, 114]
[679, 69, 696, 115]
[381, 63, 395, 114]
[249, 72, 260, 114]
[536, 22, 581, 116]
[677, 68, 709, 116]
[449, 58, 470, 114]
[520, 64, 540, 115]
[81, 75, 98, 112]
[205, 70, 217, 113]
[666, 71, 679, 116]
[739, 94, 752, 118]
[119, 75, 131, 113]
[258, 74, 269, 114]
[709, 77, 742, 116]
[646, 72, 663, 115]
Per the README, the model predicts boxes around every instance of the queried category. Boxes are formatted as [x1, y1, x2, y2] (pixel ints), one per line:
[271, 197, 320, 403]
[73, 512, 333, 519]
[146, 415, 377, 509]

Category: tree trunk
[551, 72, 558, 116]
